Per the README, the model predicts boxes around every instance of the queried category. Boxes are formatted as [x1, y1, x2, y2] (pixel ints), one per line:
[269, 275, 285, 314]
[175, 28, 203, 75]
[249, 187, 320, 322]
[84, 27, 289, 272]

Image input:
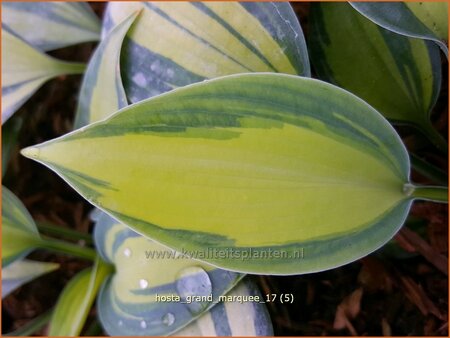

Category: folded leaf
[1, 28, 85, 124]
[350, 2, 448, 56]
[2, 186, 43, 266]
[2, 2, 100, 51]
[309, 3, 445, 151]
[21, 73, 419, 274]
[48, 257, 112, 336]
[175, 278, 273, 336]
[94, 213, 242, 336]
[2, 259, 59, 298]
[102, 1, 310, 103]
[74, 11, 139, 128]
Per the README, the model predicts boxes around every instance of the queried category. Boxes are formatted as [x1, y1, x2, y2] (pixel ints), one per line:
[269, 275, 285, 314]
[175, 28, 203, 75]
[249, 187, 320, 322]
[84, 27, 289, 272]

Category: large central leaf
[22, 74, 413, 274]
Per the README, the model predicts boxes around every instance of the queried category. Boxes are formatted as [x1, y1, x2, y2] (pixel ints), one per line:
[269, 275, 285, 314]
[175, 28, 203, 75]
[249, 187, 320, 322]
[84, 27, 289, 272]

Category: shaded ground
[2, 2, 448, 336]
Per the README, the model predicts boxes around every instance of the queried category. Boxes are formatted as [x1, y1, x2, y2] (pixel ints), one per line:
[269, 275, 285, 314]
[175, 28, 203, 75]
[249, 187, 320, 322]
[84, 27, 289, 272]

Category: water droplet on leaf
[139, 279, 149, 289]
[176, 266, 212, 313]
[123, 248, 132, 257]
[162, 313, 175, 326]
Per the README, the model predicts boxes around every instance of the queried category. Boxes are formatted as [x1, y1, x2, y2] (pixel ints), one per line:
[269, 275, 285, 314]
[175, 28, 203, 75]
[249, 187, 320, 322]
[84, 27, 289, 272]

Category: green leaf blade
[2, 2, 100, 51]
[48, 257, 111, 336]
[2, 259, 59, 298]
[94, 213, 242, 336]
[1, 29, 85, 123]
[22, 74, 412, 274]
[309, 3, 442, 129]
[102, 1, 310, 103]
[2, 186, 43, 266]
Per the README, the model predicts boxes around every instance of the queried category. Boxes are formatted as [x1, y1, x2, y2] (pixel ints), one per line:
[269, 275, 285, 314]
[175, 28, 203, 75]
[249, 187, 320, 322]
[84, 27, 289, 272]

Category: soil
[2, 2, 448, 336]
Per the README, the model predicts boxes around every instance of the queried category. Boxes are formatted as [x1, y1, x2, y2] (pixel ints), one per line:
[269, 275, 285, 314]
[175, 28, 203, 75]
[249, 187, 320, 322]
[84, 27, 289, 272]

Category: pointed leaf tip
[20, 146, 40, 160]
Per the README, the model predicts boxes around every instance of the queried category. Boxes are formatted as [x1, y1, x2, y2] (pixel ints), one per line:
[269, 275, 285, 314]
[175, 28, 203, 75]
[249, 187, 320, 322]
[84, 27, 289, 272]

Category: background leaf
[309, 3, 445, 151]
[74, 11, 139, 128]
[2, 186, 43, 266]
[2, 259, 59, 298]
[1, 28, 86, 123]
[102, 1, 310, 103]
[1, 2, 100, 51]
[48, 257, 112, 336]
[94, 213, 242, 336]
[175, 278, 273, 336]
[22, 73, 415, 275]
[350, 2, 448, 56]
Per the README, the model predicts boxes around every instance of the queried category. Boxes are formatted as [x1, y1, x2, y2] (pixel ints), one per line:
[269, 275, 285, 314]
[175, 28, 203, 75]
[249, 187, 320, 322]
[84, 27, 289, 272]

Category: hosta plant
[2, 1, 448, 336]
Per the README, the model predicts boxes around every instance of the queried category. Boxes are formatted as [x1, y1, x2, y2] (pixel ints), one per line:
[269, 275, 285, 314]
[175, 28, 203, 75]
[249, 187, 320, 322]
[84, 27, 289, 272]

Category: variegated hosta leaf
[309, 3, 445, 150]
[2, 186, 43, 266]
[102, 1, 310, 103]
[1, 28, 85, 124]
[175, 278, 273, 336]
[74, 11, 139, 128]
[2, 259, 59, 298]
[350, 2, 448, 56]
[48, 257, 112, 336]
[94, 213, 242, 336]
[2, 2, 100, 51]
[21, 73, 418, 275]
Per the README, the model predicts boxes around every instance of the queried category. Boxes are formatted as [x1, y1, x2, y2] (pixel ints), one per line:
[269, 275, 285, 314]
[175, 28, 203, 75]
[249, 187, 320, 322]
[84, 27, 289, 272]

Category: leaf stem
[405, 184, 448, 203]
[37, 221, 93, 245]
[55, 60, 86, 75]
[40, 237, 96, 261]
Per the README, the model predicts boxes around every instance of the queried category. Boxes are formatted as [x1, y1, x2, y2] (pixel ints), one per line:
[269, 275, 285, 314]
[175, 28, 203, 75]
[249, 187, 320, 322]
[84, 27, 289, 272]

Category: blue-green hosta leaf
[102, 1, 310, 103]
[2, 259, 59, 298]
[74, 11, 139, 128]
[1, 28, 85, 124]
[309, 3, 445, 150]
[350, 2, 448, 56]
[21, 73, 422, 274]
[1, 2, 100, 51]
[2, 186, 43, 266]
[48, 257, 112, 336]
[175, 278, 273, 336]
[2, 117, 23, 177]
[94, 213, 242, 336]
